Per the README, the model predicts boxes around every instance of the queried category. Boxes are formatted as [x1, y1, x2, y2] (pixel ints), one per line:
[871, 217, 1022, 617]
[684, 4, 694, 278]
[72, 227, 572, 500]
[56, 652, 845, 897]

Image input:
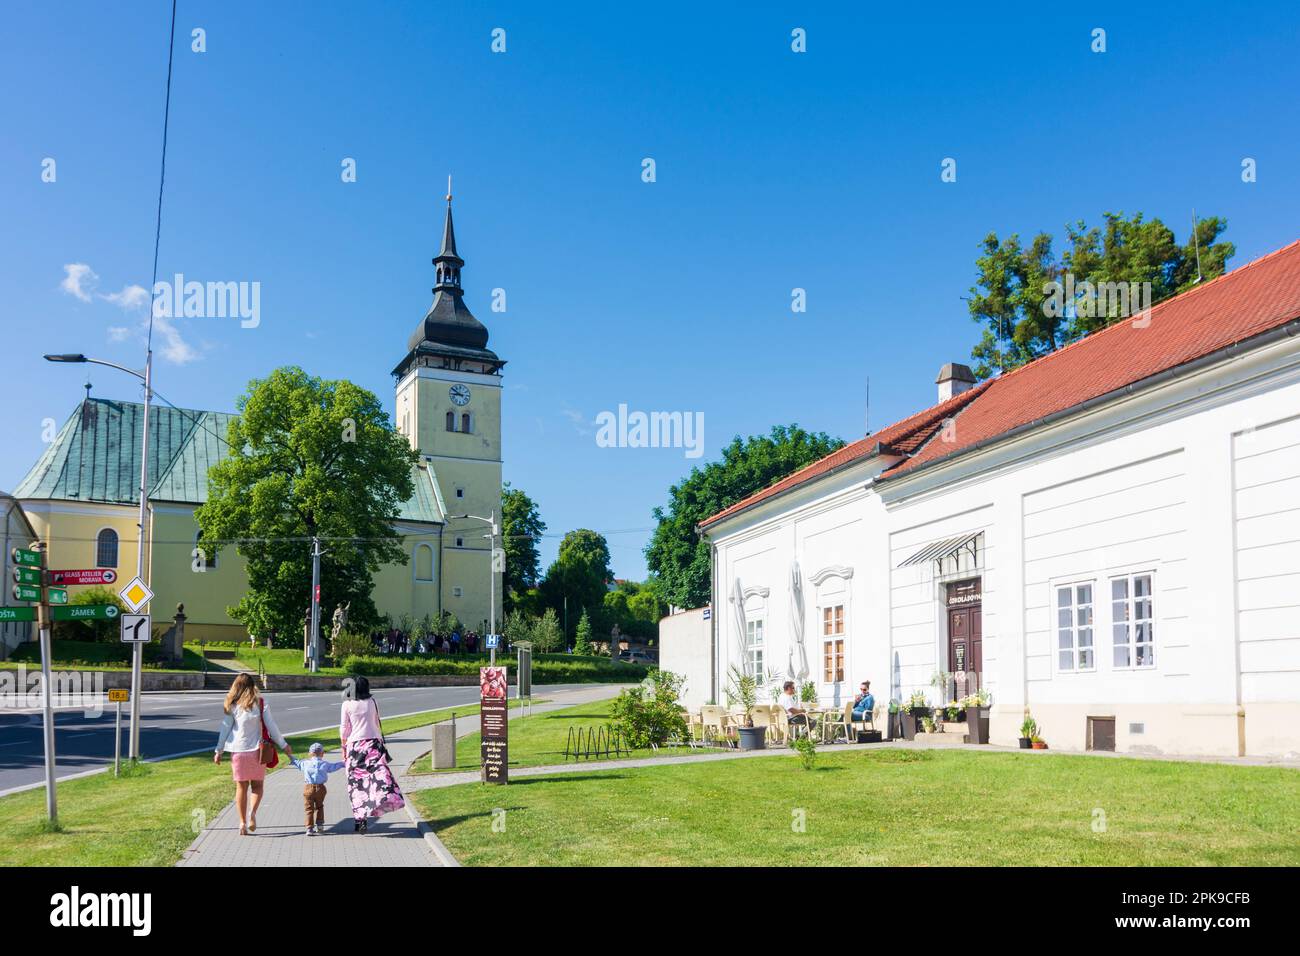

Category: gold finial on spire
[446, 174, 452, 203]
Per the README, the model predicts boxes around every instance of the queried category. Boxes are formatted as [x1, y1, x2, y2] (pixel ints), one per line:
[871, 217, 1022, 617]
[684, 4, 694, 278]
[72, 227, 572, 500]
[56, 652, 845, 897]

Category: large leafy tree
[196, 367, 418, 643]
[969, 212, 1233, 378]
[501, 482, 545, 613]
[645, 424, 844, 609]
[540, 529, 613, 636]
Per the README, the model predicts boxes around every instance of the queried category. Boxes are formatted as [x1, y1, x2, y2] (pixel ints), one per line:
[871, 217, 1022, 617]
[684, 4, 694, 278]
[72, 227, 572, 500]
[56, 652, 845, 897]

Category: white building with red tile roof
[685, 239, 1300, 758]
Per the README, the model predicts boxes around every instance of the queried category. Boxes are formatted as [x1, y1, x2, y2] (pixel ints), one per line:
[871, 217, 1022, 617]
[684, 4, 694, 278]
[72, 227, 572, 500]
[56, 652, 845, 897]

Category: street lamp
[449, 512, 500, 665]
[44, 351, 153, 759]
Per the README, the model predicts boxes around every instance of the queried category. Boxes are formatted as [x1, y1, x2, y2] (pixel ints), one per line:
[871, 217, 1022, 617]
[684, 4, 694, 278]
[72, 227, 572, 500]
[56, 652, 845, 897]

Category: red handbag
[258, 699, 280, 768]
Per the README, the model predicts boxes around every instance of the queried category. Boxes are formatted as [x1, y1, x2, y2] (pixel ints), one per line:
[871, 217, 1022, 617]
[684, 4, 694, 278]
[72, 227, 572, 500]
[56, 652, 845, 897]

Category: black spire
[403, 178, 492, 354]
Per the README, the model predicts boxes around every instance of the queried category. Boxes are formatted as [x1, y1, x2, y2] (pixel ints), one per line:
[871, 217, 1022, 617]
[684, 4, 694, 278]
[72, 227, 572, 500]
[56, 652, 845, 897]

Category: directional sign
[118, 576, 154, 613]
[50, 568, 117, 586]
[12, 567, 41, 586]
[11, 548, 41, 568]
[52, 604, 120, 622]
[485, 633, 500, 650]
[120, 613, 150, 643]
[0, 606, 36, 623]
[47, 587, 68, 605]
[12, 583, 40, 603]
[108, 688, 130, 703]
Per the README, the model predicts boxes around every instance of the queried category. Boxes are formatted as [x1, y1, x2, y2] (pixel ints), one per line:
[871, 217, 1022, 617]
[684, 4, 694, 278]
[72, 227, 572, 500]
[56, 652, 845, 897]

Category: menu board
[480, 666, 508, 784]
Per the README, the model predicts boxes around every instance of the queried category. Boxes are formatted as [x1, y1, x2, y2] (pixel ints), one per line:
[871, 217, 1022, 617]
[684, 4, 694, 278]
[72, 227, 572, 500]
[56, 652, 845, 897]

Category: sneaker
[305, 827, 314, 837]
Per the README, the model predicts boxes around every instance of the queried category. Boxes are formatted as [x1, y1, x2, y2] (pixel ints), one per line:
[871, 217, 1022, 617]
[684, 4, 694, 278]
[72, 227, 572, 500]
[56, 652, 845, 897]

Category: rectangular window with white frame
[1111, 572, 1155, 668]
[821, 604, 845, 683]
[745, 619, 764, 682]
[1055, 582, 1095, 672]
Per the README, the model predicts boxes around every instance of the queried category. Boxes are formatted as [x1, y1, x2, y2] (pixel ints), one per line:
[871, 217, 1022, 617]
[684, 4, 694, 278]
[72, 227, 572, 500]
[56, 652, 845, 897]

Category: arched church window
[96, 528, 119, 568]
[461, 413, 471, 433]
[414, 544, 434, 582]
[446, 410, 456, 432]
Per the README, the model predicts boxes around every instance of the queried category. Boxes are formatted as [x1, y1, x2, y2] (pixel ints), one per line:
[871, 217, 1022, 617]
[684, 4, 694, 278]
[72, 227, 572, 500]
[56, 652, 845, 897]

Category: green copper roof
[14, 397, 443, 525]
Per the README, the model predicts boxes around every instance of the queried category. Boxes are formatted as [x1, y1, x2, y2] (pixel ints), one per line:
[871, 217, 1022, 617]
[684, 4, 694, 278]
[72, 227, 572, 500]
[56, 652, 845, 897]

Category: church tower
[393, 183, 505, 630]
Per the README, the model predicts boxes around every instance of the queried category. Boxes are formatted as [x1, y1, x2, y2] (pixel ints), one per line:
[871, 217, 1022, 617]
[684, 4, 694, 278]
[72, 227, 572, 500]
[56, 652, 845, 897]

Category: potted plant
[965, 688, 992, 744]
[899, 691, 928, 740]
[725, 665, 765, 750]
[887, 699, 901, 738]
[799, 679, 818, 707]
[1019, 714, 1037, 749]
[1031, 735, 1048, 750]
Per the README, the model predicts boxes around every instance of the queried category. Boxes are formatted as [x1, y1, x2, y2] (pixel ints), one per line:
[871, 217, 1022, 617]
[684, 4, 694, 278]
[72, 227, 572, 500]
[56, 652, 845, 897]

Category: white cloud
[152, 313, 199, 364]
[107, 326, 131, 343]
[100, 284, 150, 311]
[60, 263, 99, 302]
[562, 407, 593, 436]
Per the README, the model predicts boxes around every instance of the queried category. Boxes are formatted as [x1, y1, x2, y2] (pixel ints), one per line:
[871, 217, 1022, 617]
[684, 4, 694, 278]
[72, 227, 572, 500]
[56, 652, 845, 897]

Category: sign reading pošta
[480, 666, 509, 785]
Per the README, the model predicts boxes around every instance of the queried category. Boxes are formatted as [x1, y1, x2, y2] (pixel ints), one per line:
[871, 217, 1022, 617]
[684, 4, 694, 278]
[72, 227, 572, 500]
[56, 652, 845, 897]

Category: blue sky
[3, 1, 1298, 579]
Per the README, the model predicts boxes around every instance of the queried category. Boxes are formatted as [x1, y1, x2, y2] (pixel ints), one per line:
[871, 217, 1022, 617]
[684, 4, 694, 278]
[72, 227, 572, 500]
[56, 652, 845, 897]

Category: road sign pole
[114, 700, 122, 777]
[32, 543, 57, 826]
[309, 536, 321, 675]
[129, 348, 153, 761]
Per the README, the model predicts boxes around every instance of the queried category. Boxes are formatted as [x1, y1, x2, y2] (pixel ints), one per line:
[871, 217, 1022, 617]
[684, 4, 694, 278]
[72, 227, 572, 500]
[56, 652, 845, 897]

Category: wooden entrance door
[946, 581, 983, 678]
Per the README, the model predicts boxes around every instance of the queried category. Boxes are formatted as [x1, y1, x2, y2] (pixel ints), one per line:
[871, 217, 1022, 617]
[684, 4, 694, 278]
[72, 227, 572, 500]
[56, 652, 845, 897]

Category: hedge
[339, 653, 648, 683]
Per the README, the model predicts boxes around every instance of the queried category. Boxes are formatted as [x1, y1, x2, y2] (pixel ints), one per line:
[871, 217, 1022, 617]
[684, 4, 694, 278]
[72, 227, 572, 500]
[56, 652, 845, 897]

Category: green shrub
[791, 734, 818, 770]
[338, 653, 647, 684]
[609, 669, 688, 749]
[329, 630, 373, 662]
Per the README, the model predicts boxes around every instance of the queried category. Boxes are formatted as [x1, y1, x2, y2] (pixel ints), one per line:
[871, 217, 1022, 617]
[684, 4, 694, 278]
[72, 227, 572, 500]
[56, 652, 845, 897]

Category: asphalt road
[0, 683, 587, 794]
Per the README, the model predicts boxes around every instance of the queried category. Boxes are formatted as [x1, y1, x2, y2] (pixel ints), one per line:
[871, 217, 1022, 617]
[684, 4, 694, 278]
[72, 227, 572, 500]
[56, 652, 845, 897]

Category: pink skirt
[231, 750, 266, 782]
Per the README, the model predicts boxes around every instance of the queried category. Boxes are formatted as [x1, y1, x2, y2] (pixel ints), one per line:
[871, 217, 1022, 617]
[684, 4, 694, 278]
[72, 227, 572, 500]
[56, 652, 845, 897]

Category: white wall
[659, 607, 713, 707]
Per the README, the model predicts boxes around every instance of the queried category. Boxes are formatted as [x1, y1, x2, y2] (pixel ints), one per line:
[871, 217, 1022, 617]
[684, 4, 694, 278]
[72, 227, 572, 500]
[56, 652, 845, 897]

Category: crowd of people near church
[368, 625, 484, 656]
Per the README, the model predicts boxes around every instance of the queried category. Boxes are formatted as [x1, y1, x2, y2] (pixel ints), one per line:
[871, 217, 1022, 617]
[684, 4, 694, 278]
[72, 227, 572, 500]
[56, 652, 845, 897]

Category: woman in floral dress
[339, 676, 405, 832]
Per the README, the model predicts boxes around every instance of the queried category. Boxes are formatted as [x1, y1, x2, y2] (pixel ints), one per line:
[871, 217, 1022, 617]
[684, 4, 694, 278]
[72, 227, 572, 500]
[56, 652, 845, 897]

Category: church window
[414, 544, 434, 582]
[194, 530, 217, 569]
[446, 410, 456, 432]
[461, 413, 471, 433]
[455, 536, 464, 548]
[455, 488, 464, 499]
[96, 528, 119, 568]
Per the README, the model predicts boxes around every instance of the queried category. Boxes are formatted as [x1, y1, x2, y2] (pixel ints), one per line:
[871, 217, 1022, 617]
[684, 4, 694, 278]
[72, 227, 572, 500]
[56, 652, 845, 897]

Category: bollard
[432, 718, 456, 769]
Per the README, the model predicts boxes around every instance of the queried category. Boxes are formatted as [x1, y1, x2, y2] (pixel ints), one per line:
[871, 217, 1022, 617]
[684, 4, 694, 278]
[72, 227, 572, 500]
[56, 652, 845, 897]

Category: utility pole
[309, 536, 322, 673]
[130, 349, 152, 759]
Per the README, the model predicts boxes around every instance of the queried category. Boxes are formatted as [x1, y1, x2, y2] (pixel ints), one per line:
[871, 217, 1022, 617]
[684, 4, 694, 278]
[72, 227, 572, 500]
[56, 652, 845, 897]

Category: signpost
[47, 587, 68, 605]
[51, 604, 120, 622]
[108, 688, 129, 776]
[50, 568, 117, 586]
[479, 666, 509, 784]
[13, 544, 57, 825]
[13, 566, 41, 585]
[0, 606, 36, 624]
[120, 614, 150, 643]
[12, 583, 40, 603]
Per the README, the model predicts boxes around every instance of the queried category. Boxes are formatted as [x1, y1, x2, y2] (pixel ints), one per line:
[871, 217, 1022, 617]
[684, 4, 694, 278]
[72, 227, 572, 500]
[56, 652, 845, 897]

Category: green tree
[531, 607, 563, 653]
[645, 425, 844, 609]
[540, 529, 613, 636]
[57, 585, 127, 642]
[501, 483, 545, 613]
[969, 213, 1233, 378]
[572, 608, 594, 656]
[196, 367, 418, 644]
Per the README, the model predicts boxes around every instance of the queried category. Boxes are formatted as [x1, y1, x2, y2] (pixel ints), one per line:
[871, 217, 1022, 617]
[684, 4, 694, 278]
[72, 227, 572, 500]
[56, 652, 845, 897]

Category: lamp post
[450, 512, 499, 665]
[44, 352, 153, 759]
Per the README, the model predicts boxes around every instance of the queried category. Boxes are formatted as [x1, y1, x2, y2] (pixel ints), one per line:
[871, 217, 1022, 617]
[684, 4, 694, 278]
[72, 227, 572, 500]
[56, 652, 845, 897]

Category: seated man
[778, 681, 810, 735]
[852, 680, 875, 722]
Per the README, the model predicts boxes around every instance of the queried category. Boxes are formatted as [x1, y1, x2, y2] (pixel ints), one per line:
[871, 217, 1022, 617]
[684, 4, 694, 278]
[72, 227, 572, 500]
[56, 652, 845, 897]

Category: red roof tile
[700, 237, 1300, 529]
[887, 237, 1300, 478]
[698, 383, 989, 528]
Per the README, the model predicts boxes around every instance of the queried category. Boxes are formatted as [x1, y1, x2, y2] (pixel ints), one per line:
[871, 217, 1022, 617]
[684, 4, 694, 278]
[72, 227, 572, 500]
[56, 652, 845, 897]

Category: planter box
[737, 725, 767, 751]
[899, 712, 919, 740]
[966, 706, 990, 744]
[1018, 737, 1032, 749]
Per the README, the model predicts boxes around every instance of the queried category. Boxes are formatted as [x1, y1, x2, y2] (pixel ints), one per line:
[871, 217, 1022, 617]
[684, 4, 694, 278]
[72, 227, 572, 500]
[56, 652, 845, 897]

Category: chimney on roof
[936, 363, 977, 403]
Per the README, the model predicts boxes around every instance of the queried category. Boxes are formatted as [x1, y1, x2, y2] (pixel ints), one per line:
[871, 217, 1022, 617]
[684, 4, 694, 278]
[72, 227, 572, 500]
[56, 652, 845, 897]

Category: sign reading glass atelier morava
[479, 666, 509, 784]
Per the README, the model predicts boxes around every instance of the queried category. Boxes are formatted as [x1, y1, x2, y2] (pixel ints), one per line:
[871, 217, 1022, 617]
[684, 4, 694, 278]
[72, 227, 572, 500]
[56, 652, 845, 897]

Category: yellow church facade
[11, 197, 503, 644]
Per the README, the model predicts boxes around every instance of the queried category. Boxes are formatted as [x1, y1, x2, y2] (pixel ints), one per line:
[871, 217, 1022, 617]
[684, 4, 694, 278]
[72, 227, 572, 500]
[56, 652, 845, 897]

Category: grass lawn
[3, 639, 206, 673]
[413, 748, 1300, 866]
[0, 702, 493, 867]
[409, 696, 724, 774]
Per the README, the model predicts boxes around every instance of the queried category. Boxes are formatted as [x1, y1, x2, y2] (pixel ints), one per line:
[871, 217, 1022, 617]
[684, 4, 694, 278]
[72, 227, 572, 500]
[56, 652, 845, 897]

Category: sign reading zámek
[479, 666, 509, 785]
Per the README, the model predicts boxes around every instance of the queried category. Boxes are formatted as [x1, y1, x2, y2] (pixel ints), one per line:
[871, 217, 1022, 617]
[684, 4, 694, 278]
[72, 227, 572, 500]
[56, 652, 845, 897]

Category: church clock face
[449, 384, 471, 407]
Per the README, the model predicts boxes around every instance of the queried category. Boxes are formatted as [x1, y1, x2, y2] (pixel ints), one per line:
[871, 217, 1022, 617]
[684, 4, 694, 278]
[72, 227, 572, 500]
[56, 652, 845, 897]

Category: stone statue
[331, 602, 350, 642]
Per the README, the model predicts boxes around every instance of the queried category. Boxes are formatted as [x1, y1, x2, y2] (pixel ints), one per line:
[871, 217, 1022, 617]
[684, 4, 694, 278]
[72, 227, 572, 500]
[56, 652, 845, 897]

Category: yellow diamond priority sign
[118, 576, 154, 613]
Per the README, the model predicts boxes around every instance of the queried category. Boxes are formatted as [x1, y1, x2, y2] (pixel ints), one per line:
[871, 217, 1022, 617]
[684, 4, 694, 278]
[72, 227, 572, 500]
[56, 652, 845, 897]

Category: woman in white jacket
[214, 673, 292, 835]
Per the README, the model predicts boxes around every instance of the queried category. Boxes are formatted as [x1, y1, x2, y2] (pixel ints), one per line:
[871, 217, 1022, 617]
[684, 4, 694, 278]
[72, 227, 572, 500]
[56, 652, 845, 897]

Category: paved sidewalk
[179, 684, 626, 867]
